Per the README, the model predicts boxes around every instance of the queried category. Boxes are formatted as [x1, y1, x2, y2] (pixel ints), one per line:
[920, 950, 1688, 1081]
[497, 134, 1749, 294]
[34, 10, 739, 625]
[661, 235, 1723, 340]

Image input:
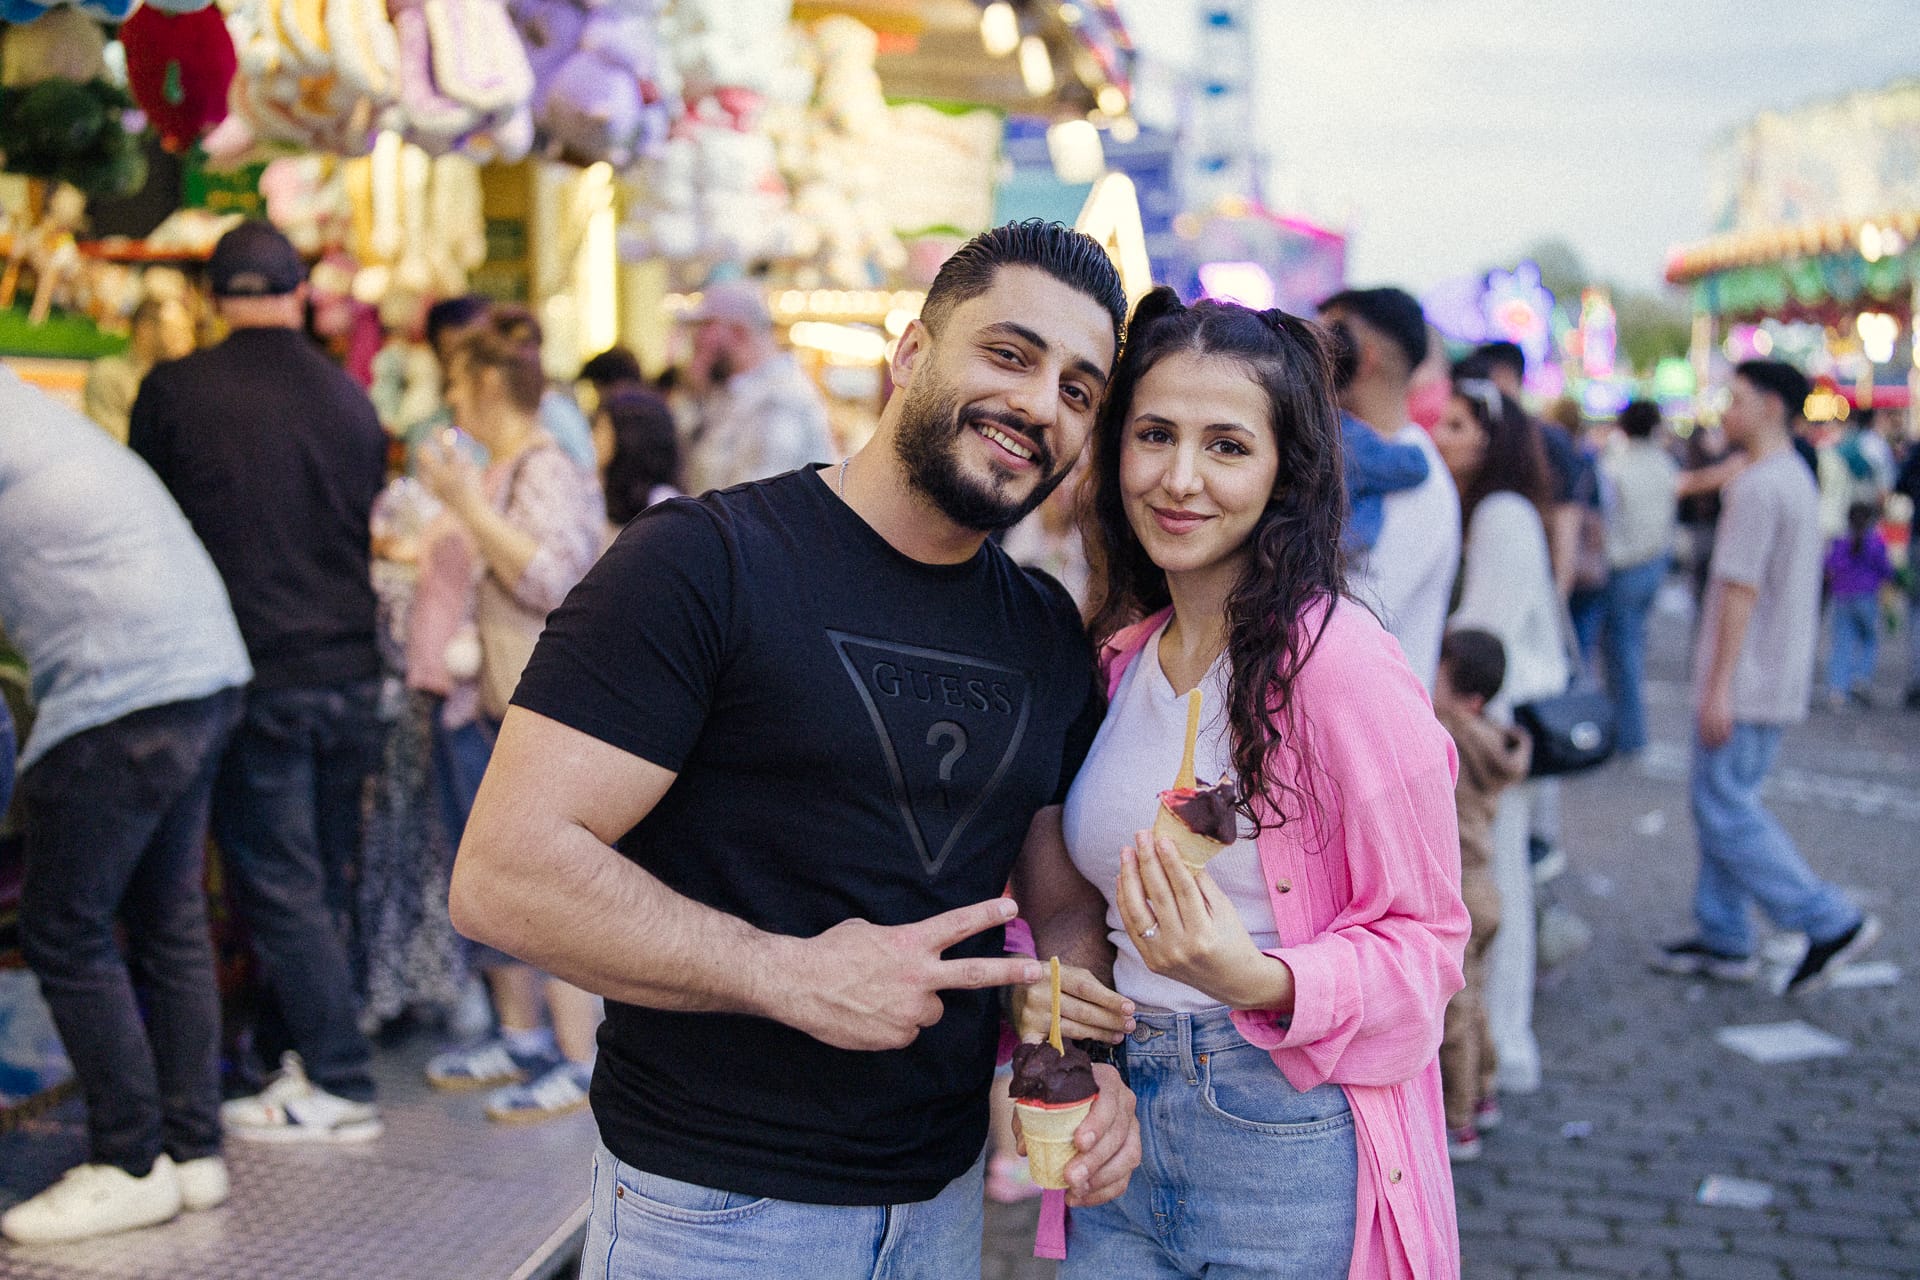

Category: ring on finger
[1139, 925, 1159, 940]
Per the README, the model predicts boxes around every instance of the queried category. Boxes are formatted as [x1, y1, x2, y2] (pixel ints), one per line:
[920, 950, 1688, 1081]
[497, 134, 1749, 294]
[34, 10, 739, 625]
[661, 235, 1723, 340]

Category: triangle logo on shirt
[828, 630, 1033, 877]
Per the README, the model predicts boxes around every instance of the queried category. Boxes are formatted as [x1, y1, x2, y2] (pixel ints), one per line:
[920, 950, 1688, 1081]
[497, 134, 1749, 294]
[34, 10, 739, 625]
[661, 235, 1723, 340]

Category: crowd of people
[0, 216, 1904, 1276]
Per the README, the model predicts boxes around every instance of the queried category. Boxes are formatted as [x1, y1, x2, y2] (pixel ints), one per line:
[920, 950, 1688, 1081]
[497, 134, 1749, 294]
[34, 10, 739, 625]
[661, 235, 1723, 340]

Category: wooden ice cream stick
[1175, 688, 1201, 790]
[1048, 956, 1063, 1054]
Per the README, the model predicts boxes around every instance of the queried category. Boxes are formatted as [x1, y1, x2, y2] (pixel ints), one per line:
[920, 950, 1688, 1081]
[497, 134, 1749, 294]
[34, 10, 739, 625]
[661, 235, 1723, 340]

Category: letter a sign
[1075, 172, 1155, 310]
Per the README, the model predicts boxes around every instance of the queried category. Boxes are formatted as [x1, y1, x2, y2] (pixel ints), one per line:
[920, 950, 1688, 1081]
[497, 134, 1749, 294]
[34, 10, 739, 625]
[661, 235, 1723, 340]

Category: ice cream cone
[1154, 802, 1229, 872]
[1014, 1096, 1094, 1189]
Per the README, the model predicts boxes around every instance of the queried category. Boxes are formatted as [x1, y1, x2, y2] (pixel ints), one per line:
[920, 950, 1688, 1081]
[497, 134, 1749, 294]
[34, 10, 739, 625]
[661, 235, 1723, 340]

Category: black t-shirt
[130, 328, 386, 689]
[1536, 419, 1599, 509]
[512, 468, 1101, 1205]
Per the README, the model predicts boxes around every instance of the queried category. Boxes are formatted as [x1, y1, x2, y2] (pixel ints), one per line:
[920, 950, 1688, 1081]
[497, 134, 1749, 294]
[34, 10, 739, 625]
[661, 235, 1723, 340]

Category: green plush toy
[0, 77, 147, 198]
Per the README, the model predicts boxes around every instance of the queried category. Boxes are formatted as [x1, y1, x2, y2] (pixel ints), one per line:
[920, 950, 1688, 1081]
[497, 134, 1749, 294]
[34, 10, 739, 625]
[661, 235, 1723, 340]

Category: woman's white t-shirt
[1061, 617, 1281, 1012]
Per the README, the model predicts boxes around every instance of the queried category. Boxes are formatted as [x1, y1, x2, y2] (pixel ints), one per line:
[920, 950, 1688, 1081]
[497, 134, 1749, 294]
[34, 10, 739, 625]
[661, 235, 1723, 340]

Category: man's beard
[893, 371, 1065, 533]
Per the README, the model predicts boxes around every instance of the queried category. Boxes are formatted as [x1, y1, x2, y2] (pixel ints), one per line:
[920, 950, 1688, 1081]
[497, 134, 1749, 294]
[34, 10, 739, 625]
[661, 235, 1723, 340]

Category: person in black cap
[130, 220, 391, 1141]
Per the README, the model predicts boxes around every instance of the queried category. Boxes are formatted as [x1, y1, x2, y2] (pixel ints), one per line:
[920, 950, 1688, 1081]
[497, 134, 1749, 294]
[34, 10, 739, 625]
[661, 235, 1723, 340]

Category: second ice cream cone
[1015, 1097, 1094, 1189]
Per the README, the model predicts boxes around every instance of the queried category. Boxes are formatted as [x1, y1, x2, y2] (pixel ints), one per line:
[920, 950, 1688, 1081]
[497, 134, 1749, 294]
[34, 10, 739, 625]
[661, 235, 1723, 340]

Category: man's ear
[890, 318, 932, 390]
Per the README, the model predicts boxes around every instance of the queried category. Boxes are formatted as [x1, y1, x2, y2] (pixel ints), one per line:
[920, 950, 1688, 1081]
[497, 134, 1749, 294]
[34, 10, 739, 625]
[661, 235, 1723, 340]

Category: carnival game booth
[0, 2, 1137, 1274]
[1665, 80, 1920, 436]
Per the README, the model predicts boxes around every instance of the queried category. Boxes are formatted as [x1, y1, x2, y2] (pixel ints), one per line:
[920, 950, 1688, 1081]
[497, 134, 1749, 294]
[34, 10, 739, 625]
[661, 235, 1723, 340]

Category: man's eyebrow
[980, 321, 1110, 387]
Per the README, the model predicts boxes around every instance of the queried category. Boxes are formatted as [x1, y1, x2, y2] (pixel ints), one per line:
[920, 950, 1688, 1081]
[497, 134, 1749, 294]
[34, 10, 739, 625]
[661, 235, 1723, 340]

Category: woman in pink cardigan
[1013, 290, 1468, 1278]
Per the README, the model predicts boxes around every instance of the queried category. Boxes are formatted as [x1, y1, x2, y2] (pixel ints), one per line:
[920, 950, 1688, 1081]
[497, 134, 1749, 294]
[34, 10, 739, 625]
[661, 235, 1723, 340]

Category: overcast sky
[1117, 1, 1916, 294]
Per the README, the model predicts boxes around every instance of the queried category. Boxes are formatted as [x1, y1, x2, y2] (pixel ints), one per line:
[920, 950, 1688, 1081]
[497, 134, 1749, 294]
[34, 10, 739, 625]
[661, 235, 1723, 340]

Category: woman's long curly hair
[1085, 287, 1348, 833]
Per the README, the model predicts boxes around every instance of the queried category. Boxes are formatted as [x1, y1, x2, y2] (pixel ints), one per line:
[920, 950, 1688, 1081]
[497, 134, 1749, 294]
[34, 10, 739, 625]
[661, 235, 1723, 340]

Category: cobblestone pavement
[984, 599, 1919, 1279]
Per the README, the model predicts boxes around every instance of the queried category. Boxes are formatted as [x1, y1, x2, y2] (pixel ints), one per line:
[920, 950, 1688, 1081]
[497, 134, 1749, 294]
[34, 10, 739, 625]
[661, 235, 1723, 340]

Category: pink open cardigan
[1039, 598, 1467, 1278]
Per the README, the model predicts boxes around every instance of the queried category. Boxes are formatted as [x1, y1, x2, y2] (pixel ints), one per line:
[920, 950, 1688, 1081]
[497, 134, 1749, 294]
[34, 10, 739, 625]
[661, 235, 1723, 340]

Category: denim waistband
[1122, 1006, 1260, 1061]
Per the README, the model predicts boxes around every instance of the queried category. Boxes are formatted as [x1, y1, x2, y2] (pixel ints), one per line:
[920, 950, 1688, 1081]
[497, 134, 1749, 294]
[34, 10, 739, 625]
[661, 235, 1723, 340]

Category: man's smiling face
[892, 266, 1116, 532]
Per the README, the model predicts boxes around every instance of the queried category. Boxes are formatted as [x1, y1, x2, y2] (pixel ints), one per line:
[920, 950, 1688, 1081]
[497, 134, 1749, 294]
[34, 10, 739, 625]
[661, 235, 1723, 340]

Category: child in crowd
[1434, 628, 1532, 1162]
[1330, 312, 1431, 553]
[1823, 501, 1894, 709]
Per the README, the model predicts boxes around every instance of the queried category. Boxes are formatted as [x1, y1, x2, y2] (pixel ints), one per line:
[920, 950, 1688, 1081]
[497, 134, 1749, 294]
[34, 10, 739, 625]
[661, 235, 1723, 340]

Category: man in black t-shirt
[452, 222, 1141, 1276]
[131, 222, 388, 1141]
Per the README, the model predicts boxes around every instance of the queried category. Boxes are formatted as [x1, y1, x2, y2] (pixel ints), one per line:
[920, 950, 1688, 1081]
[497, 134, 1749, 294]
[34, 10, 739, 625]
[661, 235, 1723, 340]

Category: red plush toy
[119, 5, 238, 153]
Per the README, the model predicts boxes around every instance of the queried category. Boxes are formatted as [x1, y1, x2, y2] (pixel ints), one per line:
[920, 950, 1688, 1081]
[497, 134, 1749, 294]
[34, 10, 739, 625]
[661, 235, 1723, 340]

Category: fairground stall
[1664, 80, 1920, 438]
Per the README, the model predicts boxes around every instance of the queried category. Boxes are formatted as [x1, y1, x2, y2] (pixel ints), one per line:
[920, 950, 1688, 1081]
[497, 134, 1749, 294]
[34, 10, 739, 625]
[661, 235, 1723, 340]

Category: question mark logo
[926, 721, 969, 811]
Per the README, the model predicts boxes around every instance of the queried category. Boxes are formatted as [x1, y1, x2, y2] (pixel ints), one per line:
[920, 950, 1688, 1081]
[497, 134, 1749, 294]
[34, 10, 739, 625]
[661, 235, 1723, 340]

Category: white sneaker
[174, 1156, 229, 1212]
[1, 1157, 182, 1244]
[222, 1053, 383, 1144]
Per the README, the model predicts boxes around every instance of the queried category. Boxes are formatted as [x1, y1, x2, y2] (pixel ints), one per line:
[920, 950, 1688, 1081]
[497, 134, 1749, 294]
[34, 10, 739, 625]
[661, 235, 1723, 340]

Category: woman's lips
[1151, 506, 1211, 535]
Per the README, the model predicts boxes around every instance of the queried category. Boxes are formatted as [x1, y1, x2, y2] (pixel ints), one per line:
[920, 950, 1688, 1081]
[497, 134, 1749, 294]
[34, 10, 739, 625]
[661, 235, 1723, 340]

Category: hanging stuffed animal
[0, 16, 145, 199]
[511, 0, 674, 169]
[120, 5, 239, 152]
[0, 0, 135, 25]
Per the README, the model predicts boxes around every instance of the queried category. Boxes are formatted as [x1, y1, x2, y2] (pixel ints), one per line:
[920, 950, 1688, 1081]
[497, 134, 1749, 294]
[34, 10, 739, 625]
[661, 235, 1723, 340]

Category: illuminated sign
[1197, 261, 1275, 310]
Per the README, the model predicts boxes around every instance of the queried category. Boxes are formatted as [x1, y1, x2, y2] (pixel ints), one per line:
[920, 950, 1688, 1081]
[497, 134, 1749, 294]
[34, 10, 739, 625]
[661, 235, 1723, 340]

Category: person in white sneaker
[219, 1052, 384, 1143]
[0, 373, 250, 1245]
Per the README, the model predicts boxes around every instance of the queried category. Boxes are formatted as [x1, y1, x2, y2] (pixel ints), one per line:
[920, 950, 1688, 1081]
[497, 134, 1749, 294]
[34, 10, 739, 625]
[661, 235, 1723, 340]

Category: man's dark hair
[1474, 340, 1526, 380]
[919, 219, 1126, 349]
[426, 295, 490, 349]
[1619, 399, 1661, 440]
[1442, 627, 1507, 704]
[1318, 286, 1428, 373]
[1734, 359, 1811, 425]
[579, 346, 644, 391]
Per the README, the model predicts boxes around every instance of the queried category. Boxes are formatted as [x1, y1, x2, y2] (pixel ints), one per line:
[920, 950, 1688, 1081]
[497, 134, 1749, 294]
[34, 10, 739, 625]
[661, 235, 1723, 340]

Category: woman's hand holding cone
[1118, 829, 1295, 1014]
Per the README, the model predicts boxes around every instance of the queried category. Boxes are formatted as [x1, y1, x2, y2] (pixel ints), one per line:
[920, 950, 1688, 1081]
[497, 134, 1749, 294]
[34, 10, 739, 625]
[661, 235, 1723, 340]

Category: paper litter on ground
[1696, 1175, 1775, 1209]
[1714, 1020, 1850, 1064]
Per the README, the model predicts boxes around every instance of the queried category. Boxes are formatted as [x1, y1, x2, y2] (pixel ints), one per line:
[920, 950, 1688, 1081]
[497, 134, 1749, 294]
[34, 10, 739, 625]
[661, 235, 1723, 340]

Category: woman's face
[445, 354, 502, 446]
[1120, 351, 1279, 582]
[1434, 394, 1490, 486]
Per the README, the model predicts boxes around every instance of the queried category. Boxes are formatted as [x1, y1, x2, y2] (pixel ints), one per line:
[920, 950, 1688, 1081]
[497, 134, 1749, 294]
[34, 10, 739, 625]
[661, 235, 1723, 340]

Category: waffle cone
[1014, 1097, 1093, 1189]
[1154, 803, 1229, 872]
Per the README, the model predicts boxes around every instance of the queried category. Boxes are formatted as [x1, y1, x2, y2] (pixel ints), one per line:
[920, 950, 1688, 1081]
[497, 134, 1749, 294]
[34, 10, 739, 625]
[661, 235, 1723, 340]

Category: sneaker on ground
[222, 1052, 383, 1144]
[174, 1155, 228, 1212]
[484, 1061, 591, 1126]
[1, 1157, 182, 1244]
[985, 1154, 1043, 1204]
[1527, 838, 1567, 886]
[1651, 939, 1759, 982]
[1446, 1126, 1482, 1163]
[425, 1038, 547, 1092]
[1848, 687, 1875, 709]
[1786, 915, 1882, 995]
[1473, 1096, 1503, 1133]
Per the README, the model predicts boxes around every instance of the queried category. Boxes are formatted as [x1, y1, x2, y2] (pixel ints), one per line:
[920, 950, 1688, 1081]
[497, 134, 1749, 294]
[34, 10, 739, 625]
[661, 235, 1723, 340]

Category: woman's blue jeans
[1062, 1006, 1357, 1279]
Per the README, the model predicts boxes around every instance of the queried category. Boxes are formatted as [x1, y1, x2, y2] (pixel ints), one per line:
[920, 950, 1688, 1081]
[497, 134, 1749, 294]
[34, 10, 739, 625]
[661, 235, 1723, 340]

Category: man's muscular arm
[450, 706, 1043, 1052]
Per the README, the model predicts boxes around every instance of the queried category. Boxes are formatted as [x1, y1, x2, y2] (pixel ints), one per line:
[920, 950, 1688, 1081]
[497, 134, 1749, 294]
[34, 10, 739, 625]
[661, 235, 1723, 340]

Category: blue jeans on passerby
[19, 688, 241, 1175]
[428, 704, 516, 970]
[1062, 1007, 1356, 1280]
[1689, 724, 1861, 958]
[579, 1143, 984, 1279]
[1569, 585, 1607, 674]
[1825, 593, 1880, 698]
[212, 680, 384, 1101]
[1603, 555, 1669, 753]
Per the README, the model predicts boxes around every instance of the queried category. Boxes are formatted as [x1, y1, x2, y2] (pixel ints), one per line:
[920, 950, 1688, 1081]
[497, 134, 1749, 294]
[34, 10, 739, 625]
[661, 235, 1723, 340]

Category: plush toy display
[386, 0, 534, 161]
[0, 7, 107, 87]
[0, 0, 136, 25]
[511, 0, 674, 168]
[224, 0, 396, 157]
[773, 16, 903, 288]
[0, 16, 146, 199]
[119, 4, 239, 152]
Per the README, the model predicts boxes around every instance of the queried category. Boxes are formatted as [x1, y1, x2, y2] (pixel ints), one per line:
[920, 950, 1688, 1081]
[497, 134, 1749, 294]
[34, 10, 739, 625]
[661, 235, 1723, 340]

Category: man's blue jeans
[579, 1143, 984, 1279]
[1689, 724, 1860, 957]
[212, 680, 384, 1101]
[19, 688, 241, 1175]
[1602, 555, 1668, 753]
[1825, 593, 1880, 697]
